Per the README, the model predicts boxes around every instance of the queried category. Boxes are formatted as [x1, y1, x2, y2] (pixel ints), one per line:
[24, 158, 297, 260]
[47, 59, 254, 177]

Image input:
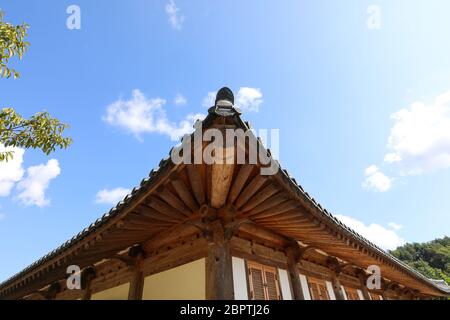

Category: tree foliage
[0, 10, 29, 79]
[390, 236, 450, 284]
[0, 108, 72, 161]
[0, 10, 71, 161]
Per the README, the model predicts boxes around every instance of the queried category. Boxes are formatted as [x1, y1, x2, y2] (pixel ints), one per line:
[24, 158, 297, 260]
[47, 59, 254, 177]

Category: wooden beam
[227, 164, 253, 204]
[170, 178, 199, 212]
[186, 165, 206, 206]
[138, 204, 179, 223]
[142, 221, 201, 252]
[249, 200, 299, 220]
[147, 197, 186, 221]
[235, 175, 267, 209]
[211, 165, 235, 209]
[246, 193, 288, 216]
[156, 186, 192, 217]
[240, 184, 279, 213]
[239, 222, 289, 247]
[205, 220, 234, 300]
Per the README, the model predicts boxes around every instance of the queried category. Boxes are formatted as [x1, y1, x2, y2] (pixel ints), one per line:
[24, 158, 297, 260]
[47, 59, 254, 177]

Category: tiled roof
[0, 104, 448, 296]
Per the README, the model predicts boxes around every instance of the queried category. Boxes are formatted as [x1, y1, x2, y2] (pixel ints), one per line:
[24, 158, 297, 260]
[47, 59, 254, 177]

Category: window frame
[307, 277, 330, 300]
[246, 261, 282, 300]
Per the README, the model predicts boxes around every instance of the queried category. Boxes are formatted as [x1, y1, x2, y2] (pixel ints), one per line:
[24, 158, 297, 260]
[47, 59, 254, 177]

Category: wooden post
[356, 271, 372, 300]
[128, 245, 145, 300]
[330, 275, 346, 300]
[327, 257, 346, 300]
[81, 267, 96, 300]
[205, 220, 234, 300]
[285, 244, 305, 300]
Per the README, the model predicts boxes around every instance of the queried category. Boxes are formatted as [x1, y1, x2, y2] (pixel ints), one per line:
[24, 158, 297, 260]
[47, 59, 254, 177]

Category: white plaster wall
[357, 289, 364, 300]
[326, 281, 336, 300]
[232, 257, 249, 300]
[277, 268, 292, 300]
[299, 274, 311, 300]
[341, 285, 348, 300]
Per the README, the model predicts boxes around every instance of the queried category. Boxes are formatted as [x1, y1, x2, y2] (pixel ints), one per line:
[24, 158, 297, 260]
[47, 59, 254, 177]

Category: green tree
[390, 236, 450, 284]
[0, 9, 71, 162]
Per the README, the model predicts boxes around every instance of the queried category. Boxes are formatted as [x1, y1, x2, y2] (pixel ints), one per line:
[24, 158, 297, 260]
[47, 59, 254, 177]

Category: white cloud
[362, 165, 392, 192]
[174, 94, 187, 106]
[335, 214, 405, 251]
[0, 145, 25, 197]
[103, 89, 205, 141]
[388, 222, 403, 231]
[237, 87, 263, 112]
[165, 0, 184, 30]
[202, 92, 216, 108]
[383, 91, 450, 175]
[16, 159, 61, 207]
[95, 187, 131, 205]
[202, 87, 263, 112]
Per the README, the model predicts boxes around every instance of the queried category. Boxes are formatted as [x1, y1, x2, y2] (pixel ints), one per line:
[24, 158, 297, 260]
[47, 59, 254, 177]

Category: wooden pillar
[327, 257, 346, 300]
[128, 246, 145, 300]
[81, 267, 96, 300]
[205, 220, 234, 300]
[331, 274, 346, 300]
[285, 244, 305, 300]
[356, 271, 372, 300]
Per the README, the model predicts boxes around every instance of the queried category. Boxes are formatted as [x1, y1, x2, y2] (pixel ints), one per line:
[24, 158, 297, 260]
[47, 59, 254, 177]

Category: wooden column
[205, 220, 234, 300]
[81, 267, 96, 300]
[285, 243, 305, 300]
[356, 271, 372, 300]
[327, 257, 346, 300]
[128, 245, 146, 300]
[331, 275, 346, 300]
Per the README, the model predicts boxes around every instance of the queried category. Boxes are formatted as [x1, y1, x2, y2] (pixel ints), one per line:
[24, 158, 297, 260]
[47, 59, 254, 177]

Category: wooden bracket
[185, 219, 213, 241]
[223, 218, 250, 241]
[81, 266, 96, 300]
[111, 245, 146, 271]
[326, 256, 343, 276]
[37, 282, 61, 300]
[285, 241, 302, 263]
[81, 266, 96, 289]
[196, 205, 244, 243]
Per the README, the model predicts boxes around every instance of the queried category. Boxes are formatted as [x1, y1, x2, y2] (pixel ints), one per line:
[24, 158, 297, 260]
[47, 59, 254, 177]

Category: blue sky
[1, 0, 449, 281]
